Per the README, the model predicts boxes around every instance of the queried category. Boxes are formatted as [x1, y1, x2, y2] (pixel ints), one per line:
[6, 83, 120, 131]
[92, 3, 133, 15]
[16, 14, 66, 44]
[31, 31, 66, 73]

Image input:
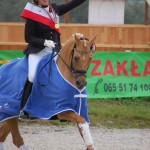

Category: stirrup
[19, 111, 38, 121]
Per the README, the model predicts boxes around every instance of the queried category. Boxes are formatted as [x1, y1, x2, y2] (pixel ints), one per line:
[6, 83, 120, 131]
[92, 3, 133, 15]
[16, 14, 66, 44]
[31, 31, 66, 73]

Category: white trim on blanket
[29, 108, 88, 123]
[0, 115, 19, 123]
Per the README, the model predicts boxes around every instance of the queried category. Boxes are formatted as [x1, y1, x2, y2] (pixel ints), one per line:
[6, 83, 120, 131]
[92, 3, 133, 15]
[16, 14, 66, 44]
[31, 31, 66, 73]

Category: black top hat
[33, 0, 38, 5]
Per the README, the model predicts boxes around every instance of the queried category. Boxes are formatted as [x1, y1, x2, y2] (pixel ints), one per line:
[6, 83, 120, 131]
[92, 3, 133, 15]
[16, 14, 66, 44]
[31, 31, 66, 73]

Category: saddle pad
[24, 54, 89, 122]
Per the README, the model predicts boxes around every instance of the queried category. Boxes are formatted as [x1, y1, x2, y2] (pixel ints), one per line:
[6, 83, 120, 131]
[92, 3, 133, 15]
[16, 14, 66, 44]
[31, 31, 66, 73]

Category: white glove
[44, 40, 55, 48]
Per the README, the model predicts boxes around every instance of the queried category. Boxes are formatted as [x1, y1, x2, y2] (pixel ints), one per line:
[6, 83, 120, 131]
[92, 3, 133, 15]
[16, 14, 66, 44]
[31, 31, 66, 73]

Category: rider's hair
[33, 0, 38, 5]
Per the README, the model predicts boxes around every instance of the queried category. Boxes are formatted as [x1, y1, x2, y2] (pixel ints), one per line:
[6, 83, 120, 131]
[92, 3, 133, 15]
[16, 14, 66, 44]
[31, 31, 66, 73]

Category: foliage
[0, 0, 27, 22]
[125, 0, 150, 24]
[88, 97, 150, 128]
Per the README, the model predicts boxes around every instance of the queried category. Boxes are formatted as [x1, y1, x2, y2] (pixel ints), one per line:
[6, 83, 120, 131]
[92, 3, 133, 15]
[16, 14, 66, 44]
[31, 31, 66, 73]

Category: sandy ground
[2, 124, 150, 150]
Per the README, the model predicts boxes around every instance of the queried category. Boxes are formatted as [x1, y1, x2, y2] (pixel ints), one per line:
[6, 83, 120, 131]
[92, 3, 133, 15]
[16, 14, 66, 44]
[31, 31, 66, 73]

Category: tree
[0, 0, 88, 23]
[125, 0, 150, 24]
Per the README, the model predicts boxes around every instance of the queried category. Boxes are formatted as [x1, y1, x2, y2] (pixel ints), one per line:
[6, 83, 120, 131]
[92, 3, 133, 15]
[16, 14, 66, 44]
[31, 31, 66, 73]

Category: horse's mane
[60, 33, 89, 55]
[60, 35, 75, 53]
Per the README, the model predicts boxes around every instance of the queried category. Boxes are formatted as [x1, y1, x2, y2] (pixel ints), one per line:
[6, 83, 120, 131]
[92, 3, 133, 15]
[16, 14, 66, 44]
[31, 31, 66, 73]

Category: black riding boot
[21, 80, 33, 109]
[20, 80, 37, 120]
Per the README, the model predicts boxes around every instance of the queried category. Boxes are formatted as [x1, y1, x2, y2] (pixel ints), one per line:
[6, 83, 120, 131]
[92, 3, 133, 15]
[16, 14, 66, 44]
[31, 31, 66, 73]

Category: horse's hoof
[86, 148, 94, 150]
[19, 145, 29, 150]
[0, 142, 4, 150]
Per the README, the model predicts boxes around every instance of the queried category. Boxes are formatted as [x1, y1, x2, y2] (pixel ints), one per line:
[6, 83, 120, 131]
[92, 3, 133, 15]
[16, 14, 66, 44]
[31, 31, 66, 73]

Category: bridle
[58, 37, 95, 79]
[38, 37, 95, 86]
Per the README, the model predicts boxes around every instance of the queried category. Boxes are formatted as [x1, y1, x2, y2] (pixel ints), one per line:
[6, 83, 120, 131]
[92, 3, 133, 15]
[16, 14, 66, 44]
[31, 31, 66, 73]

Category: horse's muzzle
[75, 80, 87, 90]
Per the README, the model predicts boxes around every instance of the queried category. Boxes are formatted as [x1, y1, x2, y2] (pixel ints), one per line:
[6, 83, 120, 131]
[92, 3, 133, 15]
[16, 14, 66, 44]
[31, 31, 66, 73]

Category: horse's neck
[56, 38, 75, 86]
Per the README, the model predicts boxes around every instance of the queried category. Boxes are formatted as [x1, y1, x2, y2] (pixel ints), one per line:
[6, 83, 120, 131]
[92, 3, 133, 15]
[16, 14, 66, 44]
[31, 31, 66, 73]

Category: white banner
[88, 0, 125, 24]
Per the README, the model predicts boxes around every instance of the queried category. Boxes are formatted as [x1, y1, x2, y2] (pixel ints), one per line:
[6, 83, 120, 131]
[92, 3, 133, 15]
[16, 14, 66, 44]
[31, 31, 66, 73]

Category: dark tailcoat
[23, 0, 86, 54]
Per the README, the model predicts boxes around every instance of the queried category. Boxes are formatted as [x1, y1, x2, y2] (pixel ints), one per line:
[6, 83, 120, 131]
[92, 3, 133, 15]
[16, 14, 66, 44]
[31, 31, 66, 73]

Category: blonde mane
[60, 33, 87, 54]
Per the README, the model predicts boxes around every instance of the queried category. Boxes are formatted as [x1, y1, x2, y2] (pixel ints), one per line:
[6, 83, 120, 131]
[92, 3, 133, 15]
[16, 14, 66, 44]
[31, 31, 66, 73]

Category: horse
[0, 33, 96, 150]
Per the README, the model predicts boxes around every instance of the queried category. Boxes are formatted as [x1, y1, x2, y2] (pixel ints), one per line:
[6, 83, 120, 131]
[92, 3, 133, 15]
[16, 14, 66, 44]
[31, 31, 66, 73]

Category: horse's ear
[75, 34, 81, 44]
[89, 35, 97, 46]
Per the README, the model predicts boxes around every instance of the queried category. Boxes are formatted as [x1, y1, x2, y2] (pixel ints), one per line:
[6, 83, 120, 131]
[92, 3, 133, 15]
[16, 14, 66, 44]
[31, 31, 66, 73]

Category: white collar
[44, 6, 49, 12]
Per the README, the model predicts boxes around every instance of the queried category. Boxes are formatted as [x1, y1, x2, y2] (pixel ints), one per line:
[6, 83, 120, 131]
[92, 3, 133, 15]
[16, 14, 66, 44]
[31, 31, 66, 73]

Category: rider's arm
[25, 19, 45, 47]
[53, 0, 87, 16]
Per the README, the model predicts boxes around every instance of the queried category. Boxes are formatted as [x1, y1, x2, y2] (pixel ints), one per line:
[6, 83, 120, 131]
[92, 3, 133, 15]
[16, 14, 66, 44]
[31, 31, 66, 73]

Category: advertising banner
[1, 51, 150, 98]
[87, 52, 150, 98]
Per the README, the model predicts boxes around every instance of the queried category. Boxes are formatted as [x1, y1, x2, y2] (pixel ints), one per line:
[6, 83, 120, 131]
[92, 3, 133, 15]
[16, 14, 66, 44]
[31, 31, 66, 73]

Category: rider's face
[38, 0, 49, 6]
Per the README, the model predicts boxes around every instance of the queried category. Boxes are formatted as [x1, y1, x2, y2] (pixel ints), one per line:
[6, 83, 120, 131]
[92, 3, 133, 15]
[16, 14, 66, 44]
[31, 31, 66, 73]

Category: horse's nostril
[75, 80, 87, 89]
[76, 80, 80, 86]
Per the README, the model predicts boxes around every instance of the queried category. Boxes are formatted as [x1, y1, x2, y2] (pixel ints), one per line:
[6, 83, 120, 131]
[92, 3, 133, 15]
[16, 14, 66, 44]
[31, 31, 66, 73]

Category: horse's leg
[77, 125, 94, 150]
[0, 118, 27, 150]
[0, 122, 10, 141]
[0, 121, 10, 149]
[6, 118, 28, 150]
[57, 111, 94, 150]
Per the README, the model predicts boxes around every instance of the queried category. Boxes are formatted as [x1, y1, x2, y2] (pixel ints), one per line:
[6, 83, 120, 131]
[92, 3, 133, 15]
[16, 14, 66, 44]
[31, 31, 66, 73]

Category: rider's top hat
[33, 0, 38, 5]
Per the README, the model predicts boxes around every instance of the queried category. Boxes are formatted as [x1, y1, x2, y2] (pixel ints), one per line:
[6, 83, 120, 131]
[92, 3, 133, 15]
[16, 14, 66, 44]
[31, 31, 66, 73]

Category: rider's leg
[57, 111, 94, 150]
[20, 78, 33, 119]
[21, 80, 33, 109]
[21, 53, 41, 108]
[20, 49, 53, 119]
[21, 48, 52, 110]
[28, 48, 53, 83]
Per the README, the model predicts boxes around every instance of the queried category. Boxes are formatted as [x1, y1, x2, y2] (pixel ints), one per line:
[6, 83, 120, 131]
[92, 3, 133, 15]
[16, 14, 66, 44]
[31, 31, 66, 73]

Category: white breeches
[28, 47, 52, 82]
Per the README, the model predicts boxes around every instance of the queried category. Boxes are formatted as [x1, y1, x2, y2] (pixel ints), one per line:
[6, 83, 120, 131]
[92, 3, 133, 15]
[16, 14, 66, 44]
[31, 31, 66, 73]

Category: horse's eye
[74, 56, 79, 62]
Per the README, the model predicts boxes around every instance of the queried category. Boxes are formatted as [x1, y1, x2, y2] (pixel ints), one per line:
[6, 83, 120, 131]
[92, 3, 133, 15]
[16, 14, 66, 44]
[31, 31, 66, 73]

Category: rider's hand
[44, 39, 55, 48]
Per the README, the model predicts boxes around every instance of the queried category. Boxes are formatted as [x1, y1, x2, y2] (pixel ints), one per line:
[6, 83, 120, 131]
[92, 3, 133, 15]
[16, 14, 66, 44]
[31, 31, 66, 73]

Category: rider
[20, 0, 87, 119]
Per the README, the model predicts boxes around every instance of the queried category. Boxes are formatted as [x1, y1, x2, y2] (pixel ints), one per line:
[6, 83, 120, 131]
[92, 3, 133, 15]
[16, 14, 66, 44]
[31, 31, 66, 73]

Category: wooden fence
[0, 23, 150, 51]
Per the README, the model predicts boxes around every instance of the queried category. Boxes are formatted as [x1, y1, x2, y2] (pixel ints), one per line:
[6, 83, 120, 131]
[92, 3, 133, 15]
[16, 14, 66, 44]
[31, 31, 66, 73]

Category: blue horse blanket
[0, 54, 89, 123]
[0, 57, 28, 122]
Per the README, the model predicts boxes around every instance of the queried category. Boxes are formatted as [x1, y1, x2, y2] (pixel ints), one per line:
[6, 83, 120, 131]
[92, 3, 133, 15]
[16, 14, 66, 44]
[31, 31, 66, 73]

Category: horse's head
[70, 34, 96, 89]
[58, 33, 96, 90]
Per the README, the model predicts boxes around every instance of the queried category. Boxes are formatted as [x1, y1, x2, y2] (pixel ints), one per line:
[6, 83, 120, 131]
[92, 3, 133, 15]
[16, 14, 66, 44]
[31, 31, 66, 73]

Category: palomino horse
[0, 34, 96, 150]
